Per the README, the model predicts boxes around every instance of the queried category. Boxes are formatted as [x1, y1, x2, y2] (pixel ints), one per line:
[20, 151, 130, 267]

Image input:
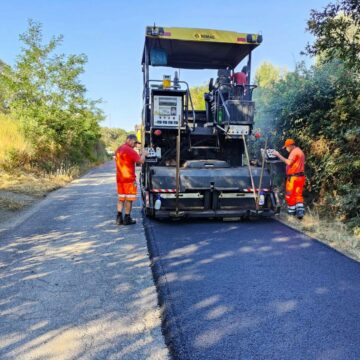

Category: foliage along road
[145, 216, 360, 359]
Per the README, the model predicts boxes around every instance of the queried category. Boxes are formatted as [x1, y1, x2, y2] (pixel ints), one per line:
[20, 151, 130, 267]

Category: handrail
[257, 136, 268, 207]
[217, 84, 258, 127]
[218, 90, 230, 118]
[242, 133, 258, 211]
[175, 116, 181, 214]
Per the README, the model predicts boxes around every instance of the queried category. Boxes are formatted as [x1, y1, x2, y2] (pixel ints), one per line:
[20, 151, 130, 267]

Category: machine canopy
[142, 26, 262, 70]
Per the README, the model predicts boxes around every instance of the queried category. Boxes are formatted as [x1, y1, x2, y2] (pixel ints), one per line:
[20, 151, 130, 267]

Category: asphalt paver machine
[141, 26, 279, 219]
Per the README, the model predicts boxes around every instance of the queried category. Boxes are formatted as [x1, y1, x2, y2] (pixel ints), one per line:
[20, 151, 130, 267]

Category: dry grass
[0, 166, 80, 213]
[0, 114, 105, 215]
[0, 114, 33, 165]
[279, 208, 360, 262]
[0, 114, 80, 212]
[0, 190, 35, 210]
[0, 169, 78, 197]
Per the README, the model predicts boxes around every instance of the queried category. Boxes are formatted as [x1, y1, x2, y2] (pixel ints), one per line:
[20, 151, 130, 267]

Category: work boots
[116, 212, 123, 225]
[124, 214, 136, 225]
[296, 203, 305, 219]
[287, 205, 296, 216]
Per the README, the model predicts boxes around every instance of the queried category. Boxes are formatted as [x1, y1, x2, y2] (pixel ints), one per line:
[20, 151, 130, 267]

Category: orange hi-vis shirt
[115, 144, 141, 183]
[286, 147, 305, 175]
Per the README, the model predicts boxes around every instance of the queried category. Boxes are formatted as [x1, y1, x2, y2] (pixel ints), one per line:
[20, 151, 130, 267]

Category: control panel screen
[153, 95, 182, 127]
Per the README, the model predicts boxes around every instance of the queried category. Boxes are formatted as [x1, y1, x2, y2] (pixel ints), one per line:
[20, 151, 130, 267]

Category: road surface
[145, 216, 360, 359]
[0, 162, 168, 360]
[1, 160, 359, 360]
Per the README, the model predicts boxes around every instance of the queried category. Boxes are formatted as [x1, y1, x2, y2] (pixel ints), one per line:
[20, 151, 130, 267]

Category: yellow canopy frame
[142, 26, 262, 69]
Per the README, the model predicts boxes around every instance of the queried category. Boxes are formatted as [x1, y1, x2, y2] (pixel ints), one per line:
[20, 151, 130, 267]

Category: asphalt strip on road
[143, 215, 360, 360]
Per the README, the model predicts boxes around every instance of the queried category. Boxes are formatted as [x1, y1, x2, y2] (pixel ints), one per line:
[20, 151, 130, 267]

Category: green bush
[0, 20, 105, 171]
[253, 60, 360, 231]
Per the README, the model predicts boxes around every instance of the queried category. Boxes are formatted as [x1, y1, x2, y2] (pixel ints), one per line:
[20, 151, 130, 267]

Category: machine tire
[241, 211, 250, 221]
[144, 207, 155, 218]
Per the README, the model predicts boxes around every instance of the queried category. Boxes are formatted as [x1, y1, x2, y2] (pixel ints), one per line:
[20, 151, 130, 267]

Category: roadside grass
[0, 159, 105, 212]
[0, 190, 35, 210]
[0, 168, 78, 212]
[0, 169, 76, 197]
[0, 114, 107, 211]
[0, 111, 81, 209]
[0, 114, 33, 166]
[279, 208, 360, 262]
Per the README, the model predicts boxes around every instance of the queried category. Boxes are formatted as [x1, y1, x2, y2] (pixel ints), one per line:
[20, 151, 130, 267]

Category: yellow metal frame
[146, 27, 261, 45]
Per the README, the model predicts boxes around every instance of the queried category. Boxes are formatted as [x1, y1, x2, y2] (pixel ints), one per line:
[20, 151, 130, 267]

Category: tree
[251, 2, 360, 232]
[1, 20, 105, 169]
[101, 127, 130, 151]
[0, 59, 12, 113]
[252, 62, 286, 131]
[190, 83, 208, 110]
[255, 61, 360, 230]
[254, 62, 286, 88]
[305, 0, 360, 72]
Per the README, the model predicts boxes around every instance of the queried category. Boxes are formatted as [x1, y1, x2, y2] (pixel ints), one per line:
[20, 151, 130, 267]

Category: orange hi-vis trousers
[285, 175, 305, 215]
[117, 182, 137, 202]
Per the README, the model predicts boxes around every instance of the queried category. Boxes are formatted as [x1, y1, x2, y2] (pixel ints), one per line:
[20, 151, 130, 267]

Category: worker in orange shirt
[273, 139, 306, 219]
[115, 134, 147, 225]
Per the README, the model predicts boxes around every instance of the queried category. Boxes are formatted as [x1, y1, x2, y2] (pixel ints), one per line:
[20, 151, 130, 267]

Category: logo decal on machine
[194, 33, 216, 40]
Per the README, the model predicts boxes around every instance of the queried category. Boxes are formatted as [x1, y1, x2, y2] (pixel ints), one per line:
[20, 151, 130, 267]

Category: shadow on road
[0, 163, 166, 360]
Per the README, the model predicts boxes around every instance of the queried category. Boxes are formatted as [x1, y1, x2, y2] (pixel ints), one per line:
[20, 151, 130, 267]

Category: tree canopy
[100, 127, 130, 151]
[305, 0, 360, 72]
[254, 62, 287, 88]
[253, 59, 359, 230]
[0, 20, 106, 171]
[250, 0, 360, 233]
[190, 83, 207, 110]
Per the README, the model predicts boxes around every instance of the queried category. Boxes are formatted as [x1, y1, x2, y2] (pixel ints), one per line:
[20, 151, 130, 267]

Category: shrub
[0, 114, 33, 170]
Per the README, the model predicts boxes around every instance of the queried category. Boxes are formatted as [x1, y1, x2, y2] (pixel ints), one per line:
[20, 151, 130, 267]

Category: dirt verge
[0, 166, 86, 226]
[277, 212, 360, 262]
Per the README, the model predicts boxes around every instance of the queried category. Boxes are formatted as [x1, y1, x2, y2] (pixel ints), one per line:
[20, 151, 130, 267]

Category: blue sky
[0, 0, 329, 130]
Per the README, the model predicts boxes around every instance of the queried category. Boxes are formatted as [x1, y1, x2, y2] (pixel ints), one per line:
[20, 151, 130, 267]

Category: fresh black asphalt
[144, 217, 360, 360]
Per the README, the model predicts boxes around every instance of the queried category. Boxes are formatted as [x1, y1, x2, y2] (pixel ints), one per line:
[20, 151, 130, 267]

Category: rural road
[0, 162, 168, 360]
[145, 217, 360, 359]
[1, 161, 360, 360]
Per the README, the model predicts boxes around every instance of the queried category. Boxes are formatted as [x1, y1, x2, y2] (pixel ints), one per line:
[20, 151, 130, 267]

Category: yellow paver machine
[140, 25, 280, 219]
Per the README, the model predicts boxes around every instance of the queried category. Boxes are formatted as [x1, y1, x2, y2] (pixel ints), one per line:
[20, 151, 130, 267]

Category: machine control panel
[261, 148, 281, 163]
[265, 149, 277, 159]
[144, 147, 161, 163]
[226, 125, 250, 135]
[153, 95, 182, 128]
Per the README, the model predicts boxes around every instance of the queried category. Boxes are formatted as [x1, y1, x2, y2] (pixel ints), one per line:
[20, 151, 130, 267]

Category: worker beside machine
[273, 139, 306, 219]
[115, 134, 147, 225]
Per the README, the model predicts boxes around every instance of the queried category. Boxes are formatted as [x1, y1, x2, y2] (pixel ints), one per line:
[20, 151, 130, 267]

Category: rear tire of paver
[241, 212, 250, 221]
[144, 207, 155, 218]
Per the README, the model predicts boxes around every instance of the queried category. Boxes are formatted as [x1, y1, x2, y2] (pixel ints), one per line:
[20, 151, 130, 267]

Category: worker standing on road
[272, 139, 305, 219]
[115, 134, 147, 225]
